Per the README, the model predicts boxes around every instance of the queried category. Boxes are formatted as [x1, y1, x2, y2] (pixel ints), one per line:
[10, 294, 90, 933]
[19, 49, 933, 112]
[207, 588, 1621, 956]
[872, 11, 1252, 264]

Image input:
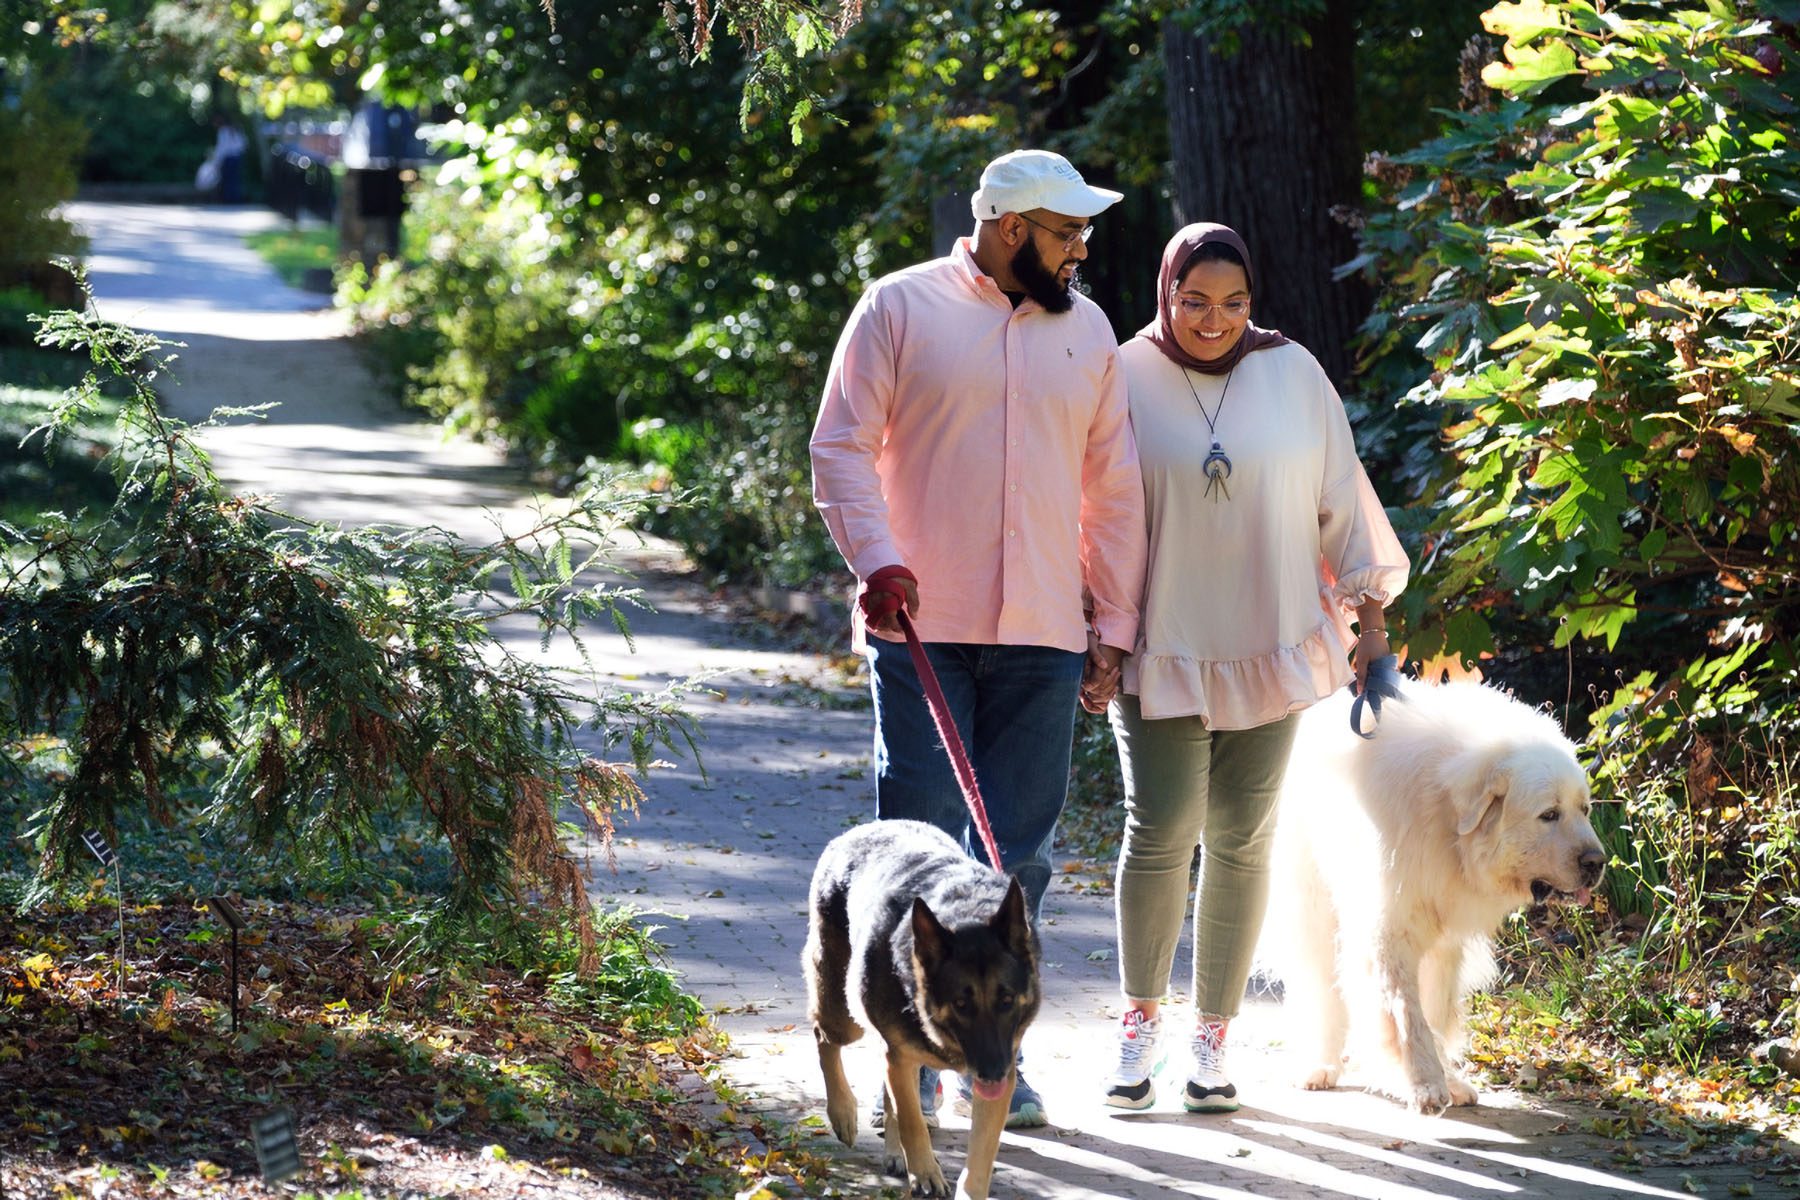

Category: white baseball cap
[970, 149, 1123, 220]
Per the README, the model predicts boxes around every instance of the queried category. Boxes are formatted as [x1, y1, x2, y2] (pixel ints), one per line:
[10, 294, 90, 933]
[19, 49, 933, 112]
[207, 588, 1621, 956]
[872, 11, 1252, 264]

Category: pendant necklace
[1181, 365, 1236, 502]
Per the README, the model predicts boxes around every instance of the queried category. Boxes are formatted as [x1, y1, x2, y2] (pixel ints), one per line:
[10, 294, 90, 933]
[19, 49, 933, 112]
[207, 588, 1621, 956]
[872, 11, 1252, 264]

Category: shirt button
[1008, 484, 1017, 492]
[1009, 391, 1018, 400]
[1010, 438, 1019, 446]
[1008, 529, 1016, 537]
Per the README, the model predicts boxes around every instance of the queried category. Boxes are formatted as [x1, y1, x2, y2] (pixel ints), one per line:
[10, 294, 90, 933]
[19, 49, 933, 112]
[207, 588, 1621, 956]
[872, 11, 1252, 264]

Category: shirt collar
[953, 237, 1000, 293]
[953, 236, 1030, 308]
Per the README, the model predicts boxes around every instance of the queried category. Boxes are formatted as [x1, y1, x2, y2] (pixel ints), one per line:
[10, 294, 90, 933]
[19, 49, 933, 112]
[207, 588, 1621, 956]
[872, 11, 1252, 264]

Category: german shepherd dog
[804, 819, 1041, 1199]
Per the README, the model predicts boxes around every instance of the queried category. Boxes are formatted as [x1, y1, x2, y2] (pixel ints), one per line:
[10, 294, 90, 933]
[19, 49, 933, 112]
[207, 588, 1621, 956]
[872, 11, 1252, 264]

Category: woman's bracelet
[1360, 627, 1389, 639]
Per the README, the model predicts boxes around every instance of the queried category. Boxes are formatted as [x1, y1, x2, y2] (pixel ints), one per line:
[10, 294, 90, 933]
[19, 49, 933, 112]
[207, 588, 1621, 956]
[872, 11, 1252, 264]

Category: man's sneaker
[952, 1055, 1047, 1128]
[869, 1066, 942, 1131]
[1182, 1019, 1239, 1113]
[1104, 1009, 1162, 1110]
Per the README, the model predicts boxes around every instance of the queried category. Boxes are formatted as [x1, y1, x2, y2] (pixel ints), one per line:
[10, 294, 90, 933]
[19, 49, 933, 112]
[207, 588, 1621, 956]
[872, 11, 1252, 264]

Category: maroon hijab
[1135, 223, 1288, 376]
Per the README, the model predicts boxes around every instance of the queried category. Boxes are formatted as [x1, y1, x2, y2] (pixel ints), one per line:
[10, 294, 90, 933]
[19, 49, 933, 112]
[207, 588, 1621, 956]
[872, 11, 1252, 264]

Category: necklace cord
[1181, 366, 1237, 502]
[1181, 365, 1235, 438]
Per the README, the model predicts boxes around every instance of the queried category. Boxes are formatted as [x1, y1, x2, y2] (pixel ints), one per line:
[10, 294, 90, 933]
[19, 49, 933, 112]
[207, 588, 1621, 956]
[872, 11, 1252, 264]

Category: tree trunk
[1162, 6, 1367, 386]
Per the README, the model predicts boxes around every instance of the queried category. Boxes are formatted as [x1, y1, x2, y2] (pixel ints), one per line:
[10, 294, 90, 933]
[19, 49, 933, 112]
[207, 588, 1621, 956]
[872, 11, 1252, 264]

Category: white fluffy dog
[1268, 678, 1605, 1114]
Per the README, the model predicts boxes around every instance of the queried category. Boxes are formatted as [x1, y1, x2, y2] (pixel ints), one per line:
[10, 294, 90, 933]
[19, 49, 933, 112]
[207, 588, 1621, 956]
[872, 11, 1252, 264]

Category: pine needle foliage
[0, 297, 697, 973]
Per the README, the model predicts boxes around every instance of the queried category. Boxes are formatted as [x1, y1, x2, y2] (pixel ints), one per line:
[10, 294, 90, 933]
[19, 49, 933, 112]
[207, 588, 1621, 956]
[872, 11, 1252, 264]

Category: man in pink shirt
[810, 148, 1147, 1129]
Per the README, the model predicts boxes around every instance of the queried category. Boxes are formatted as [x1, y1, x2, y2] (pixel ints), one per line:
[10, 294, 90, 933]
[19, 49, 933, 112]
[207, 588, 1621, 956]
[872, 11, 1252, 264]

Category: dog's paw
[1301, 1064, 1341, 1091]
[1446, 1073, 1479, 1107]
[908, 1157, 951, 1197]
[825, 1096, 857, 1146]
[1407, 1080, 1452, 1116]
[883, 1126, 906, 1178]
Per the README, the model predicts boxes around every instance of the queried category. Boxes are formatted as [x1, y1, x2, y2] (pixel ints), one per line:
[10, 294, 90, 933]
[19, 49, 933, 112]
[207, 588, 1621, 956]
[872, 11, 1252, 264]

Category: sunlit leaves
[1480, 0, 1568, 43]
[1481, 36, 1579, 95]
[1358, 0, 1799, 689]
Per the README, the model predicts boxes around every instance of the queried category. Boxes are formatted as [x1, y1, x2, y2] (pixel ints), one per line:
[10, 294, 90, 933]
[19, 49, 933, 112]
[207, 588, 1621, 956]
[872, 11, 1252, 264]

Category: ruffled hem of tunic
[1124, 616, 1354, 730]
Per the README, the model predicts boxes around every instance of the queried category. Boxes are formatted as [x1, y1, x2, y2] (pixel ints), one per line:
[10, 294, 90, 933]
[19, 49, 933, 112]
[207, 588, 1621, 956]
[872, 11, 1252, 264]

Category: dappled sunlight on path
[69, 202, 333, 339]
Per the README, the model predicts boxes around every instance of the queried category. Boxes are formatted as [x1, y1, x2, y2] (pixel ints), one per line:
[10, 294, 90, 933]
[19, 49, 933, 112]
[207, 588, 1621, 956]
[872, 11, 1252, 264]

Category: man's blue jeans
[869, 638, 1084, 918]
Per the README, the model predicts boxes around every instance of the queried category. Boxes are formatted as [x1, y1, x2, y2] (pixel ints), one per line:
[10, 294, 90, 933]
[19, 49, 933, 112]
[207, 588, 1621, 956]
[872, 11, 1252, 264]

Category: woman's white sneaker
[1183, 1019, 1239, 1113]
[1104, 1010, 1162, 1110]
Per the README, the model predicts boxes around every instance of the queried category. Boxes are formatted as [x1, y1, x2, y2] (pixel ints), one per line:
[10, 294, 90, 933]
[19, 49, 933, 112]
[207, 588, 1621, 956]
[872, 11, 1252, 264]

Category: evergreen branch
[1, 303, 698, 969]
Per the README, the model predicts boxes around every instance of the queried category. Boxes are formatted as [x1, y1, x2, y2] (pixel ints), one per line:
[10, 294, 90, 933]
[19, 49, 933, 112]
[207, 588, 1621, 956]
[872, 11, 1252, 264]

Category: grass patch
[244, 225, 338, 289]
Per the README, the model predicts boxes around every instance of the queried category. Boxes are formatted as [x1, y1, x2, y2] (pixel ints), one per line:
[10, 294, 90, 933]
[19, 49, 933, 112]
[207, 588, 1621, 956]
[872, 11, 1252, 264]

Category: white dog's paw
[1407, 1079, 1452, 1116]
[1301, 1063, 1342, 1090]
[1446, 1073, 1479, 1107]
[909, 1156, 950, 1197]
[825, 1095, 857, 1146]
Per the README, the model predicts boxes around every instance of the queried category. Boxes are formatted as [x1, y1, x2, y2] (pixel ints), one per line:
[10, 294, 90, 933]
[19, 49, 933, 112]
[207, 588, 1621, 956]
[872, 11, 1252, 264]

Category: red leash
[860, 569, 1004, 874]
[892, 610, 1006, 876]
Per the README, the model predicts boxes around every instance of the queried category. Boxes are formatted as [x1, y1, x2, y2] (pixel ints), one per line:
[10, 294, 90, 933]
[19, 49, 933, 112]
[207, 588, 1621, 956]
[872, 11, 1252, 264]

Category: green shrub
[1361, 1, 1799, 678]
[0, 90, 87, 277]
[347, 115, 859, 586]
[0, 286, 52, 347]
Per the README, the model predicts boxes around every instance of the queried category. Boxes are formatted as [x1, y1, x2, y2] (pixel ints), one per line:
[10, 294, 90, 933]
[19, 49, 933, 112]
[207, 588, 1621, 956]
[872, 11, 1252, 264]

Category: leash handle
[894, 610, 1006, 876]
[1349, 653, 1404, 739]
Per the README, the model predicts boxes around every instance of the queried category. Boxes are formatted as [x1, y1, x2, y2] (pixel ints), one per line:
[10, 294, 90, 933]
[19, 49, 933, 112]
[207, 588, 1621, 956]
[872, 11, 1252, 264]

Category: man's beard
[1010, 235, 1076, 313]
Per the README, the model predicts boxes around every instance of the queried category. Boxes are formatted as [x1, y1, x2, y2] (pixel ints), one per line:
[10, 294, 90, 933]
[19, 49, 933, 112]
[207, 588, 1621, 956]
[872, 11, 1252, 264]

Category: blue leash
[1349, 653, 1405, 739]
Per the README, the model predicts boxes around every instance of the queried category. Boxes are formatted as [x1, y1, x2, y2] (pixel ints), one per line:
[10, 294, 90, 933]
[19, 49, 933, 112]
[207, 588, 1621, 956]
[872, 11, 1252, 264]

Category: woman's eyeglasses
[1173, 296, 1250, 319]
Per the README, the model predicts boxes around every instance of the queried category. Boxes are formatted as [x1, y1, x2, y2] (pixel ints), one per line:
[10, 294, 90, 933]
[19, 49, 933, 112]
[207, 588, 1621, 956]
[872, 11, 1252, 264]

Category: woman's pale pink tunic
[1119, 338, 1409, 729]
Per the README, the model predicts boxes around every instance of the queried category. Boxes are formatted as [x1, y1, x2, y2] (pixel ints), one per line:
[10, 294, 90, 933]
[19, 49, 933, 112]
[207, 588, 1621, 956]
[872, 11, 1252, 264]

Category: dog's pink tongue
[1575, 886, 1593, 905]
[972, 1078, 1010, 1103]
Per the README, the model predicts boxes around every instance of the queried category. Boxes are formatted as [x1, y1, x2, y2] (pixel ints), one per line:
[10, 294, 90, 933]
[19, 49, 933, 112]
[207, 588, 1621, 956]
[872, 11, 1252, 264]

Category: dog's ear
[911, 896, 951, 972]
[1452, 753, 1513, 837]
[990, 877, 1034, 962]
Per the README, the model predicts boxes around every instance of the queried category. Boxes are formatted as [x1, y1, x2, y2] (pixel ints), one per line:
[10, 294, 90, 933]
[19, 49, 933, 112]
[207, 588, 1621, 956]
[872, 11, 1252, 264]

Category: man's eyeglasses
[1173, 295, 1250, 320]
[1016, 213, 1095, 249]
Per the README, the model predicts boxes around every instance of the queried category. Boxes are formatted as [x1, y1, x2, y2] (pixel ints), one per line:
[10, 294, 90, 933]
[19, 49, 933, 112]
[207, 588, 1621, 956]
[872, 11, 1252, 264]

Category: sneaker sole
[869, 1112, 941, 1132]
[949, 1097, 1048, 1128]
[1006, 1102, 1046, 1129]
[1104, 1078, 1156, 1110]
[1182, 1084, 1239, 1114]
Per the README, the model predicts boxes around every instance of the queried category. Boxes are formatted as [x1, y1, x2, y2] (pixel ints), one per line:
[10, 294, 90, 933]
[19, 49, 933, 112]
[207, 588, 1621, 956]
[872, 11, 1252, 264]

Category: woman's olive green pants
[1109, 693, 1300, 1018]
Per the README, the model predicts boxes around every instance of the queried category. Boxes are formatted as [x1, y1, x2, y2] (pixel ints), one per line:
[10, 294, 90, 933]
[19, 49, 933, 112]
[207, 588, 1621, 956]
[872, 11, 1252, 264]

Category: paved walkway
[66, 202, 1765, 1200]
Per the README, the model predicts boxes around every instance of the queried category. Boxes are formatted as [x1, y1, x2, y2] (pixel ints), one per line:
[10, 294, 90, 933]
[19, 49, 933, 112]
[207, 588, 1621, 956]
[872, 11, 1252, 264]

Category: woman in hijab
[1085, 223, 1409, 1114]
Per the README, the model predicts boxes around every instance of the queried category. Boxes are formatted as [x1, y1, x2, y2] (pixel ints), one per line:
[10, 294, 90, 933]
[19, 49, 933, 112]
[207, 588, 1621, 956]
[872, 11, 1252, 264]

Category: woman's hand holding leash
[1349, 599, 1402, 738]
[1352, 627, 1388, 695]
[1349, 597, 1390, 696]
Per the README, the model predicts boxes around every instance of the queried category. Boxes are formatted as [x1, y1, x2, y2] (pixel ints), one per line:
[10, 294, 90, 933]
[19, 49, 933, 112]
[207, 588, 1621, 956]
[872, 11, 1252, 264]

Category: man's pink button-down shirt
[810, 238, 1146, 654]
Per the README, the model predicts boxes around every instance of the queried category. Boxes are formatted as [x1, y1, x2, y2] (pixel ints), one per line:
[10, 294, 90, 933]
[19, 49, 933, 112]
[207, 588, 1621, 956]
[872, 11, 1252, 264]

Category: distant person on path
[209, 117, 247, 204]
[810, 148, 1147, 1129]
[1092, 223, 1408, 1115]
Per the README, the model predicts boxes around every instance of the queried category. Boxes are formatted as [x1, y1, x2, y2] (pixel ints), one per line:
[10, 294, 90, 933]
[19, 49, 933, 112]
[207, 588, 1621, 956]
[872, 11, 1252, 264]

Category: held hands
[857, 565, 919, 634]
[1080, 630, 1124, 714]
